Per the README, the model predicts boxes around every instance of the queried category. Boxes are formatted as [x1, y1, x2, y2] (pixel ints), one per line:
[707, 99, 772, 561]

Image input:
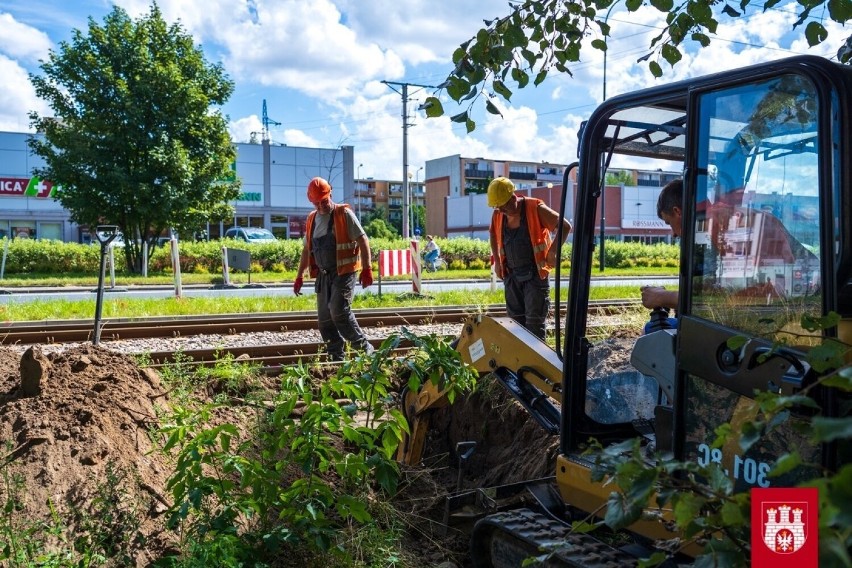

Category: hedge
[0, 237, 677, 275]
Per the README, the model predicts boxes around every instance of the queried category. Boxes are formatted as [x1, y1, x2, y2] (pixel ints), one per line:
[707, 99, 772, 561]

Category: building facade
[0, 130, 353, 242]
[425, 153, 680, 244]
[353, 177, 425, 230]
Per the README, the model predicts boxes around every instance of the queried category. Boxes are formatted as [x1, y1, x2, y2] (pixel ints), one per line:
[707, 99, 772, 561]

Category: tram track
[0, 300, 640, 346]
[1, 300, 644, 369]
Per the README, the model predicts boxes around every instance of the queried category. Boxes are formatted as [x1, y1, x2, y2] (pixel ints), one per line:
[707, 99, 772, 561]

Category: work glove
[293, 276, 303, 296]
[359, 266, 373, 289]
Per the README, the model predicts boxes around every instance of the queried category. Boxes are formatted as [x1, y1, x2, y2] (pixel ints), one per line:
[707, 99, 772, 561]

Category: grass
[0, 284, 648, 322]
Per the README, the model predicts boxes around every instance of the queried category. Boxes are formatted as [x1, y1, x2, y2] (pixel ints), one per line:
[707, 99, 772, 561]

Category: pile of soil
[0, 345, 174, 566]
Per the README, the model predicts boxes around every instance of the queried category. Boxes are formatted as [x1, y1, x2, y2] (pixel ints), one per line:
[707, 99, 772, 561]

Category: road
[0, 276, 678, 304]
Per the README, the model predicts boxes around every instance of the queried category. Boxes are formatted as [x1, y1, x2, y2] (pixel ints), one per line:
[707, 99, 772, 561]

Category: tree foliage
[28, 4, 239, 273]
[363, 218, 398, 240]
[605, 169, 634, 185]
[422, 0, 852, 131]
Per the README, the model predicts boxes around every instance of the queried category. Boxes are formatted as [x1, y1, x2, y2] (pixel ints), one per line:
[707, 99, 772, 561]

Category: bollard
[142, 241, 148, 278]
[171, 236, 182, 298]
[0, 238, 8, 280]
[221, 246, 231, 287]
[108, 245, 116, 288]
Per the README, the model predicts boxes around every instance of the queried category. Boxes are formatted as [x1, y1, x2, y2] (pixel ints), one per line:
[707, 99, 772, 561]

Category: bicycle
[424, 255, 446, 272]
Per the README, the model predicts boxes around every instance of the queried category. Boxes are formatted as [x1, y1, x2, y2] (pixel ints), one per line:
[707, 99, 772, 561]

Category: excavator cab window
[689, 74, 823, 341]
[677, 70, 839, 490]
[566, 57, 848, 491]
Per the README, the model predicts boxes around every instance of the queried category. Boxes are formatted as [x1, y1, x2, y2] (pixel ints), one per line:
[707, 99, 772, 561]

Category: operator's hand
[359, 266, 373, 288]
[293, 276, 303, 296]
[494, 262, 504, 281]
[641, 286, 673, 309]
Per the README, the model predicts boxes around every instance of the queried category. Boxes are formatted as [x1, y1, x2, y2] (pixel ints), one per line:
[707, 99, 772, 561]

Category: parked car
[224, 227, 277, 243]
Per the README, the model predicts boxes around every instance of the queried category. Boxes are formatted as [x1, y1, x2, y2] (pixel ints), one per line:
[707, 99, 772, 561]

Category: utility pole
[261, 100, 281, 229]
[382, 80, 434, 238]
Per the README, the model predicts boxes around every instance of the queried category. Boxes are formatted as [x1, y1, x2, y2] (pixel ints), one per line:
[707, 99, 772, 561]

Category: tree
[361, 206, 391, 229]
[421, 0, 852, 131]
[411, 204, 426, 235]
[605, 170, 633, 186]
[363, 218, 397, 240]
[29, 4, 239, 273]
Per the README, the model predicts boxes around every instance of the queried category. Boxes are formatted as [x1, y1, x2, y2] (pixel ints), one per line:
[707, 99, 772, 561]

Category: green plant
[0, 452, 77, 566]
[155, 331, 478, 564]
[73, 463, 146, 566]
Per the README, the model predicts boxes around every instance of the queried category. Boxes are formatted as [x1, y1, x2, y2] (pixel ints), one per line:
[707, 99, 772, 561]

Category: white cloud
[0, 13, 52, 63]
[228, 115, 262, 143]
[0, 55, 48, 132]
[136, 0, 408, 101]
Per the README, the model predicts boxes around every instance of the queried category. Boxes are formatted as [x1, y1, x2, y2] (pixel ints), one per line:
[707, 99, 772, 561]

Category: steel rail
[0, 300, 642, 345]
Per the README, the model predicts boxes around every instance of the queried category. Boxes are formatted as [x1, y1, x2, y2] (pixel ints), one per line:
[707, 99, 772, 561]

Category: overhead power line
[382, 80, 435, 239]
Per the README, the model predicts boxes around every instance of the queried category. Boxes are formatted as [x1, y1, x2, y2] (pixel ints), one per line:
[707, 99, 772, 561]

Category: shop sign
[622, 218, 668, 229]
[0, 176, 60, 199]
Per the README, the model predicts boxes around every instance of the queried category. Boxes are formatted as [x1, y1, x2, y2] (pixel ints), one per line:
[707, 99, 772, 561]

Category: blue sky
[0, 0, 844, 180]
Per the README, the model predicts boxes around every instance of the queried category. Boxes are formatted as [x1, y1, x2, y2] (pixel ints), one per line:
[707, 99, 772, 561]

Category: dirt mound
[0, 345, 174, 565]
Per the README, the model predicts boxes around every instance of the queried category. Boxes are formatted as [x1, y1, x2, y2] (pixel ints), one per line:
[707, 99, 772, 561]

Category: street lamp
[357, 163, 363, 220]
[599, 3, 617, 272]
[602, 2, 618, 102]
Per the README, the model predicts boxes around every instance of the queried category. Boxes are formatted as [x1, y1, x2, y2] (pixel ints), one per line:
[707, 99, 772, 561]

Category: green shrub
[0, 235, 673, 276]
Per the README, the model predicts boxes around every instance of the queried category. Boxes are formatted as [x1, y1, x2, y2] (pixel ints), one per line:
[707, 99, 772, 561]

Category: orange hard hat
[307, 177, 331, 203]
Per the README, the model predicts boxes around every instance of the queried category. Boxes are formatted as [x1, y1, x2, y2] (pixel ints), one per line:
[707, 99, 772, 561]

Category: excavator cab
[467, 56, 852, 565]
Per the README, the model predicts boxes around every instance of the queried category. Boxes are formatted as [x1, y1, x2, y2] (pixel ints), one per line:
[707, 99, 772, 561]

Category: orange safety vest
[305, 204, 362, 277]
[490, 197, 553, 279]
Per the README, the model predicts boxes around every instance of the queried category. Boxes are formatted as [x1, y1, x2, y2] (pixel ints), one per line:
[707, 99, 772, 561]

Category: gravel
[8, 321, 469, 357]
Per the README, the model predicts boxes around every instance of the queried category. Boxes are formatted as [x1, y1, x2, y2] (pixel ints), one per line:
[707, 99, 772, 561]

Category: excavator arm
[397, 315, 564, 465]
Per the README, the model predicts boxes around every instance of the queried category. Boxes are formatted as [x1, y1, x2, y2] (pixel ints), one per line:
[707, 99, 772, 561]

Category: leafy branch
[423, 0, 852, 130]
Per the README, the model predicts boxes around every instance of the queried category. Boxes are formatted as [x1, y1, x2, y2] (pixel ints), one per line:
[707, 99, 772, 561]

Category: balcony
[464, 168, 493, 178]
[536, 172, 563, 183]
[508, 172, 536, 180]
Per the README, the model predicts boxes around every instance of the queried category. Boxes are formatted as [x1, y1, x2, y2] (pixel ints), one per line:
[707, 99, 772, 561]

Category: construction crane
[262, 99, 280, 142]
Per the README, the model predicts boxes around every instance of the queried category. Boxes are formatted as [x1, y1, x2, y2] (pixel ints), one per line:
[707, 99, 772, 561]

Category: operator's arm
[641, 286, 679, 310]
[538, 203, 573, 267]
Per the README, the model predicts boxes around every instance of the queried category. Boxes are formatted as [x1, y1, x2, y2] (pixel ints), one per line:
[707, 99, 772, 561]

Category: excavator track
[470, 508, 639, 568]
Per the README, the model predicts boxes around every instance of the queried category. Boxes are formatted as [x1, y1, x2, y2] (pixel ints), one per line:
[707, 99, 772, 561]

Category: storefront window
[39, 223, 62, 241]
[10, 222, 35, 239]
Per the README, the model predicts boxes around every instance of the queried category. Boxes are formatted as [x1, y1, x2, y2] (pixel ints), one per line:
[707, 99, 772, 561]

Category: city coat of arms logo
[751, 487, 818, 567]
[760, 502, 807, 553]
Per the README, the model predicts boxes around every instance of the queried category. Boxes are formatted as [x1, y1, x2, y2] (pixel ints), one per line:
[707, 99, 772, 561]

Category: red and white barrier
[378, 249, 412, 276]
[410, 239, 421, 295]
[377, 245, 424, 296]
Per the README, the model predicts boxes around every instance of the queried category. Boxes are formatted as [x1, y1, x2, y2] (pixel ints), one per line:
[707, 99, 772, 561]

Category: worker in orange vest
[295, 177, 374, 361]
[488, 177, 572, 339]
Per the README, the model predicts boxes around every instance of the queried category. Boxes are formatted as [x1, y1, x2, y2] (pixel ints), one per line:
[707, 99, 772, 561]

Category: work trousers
[504, 273, 550, 340]
[316, 270, 373, 360]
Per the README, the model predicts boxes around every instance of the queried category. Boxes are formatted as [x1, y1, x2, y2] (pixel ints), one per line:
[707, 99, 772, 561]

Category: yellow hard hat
[487, 177, 515, 207]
